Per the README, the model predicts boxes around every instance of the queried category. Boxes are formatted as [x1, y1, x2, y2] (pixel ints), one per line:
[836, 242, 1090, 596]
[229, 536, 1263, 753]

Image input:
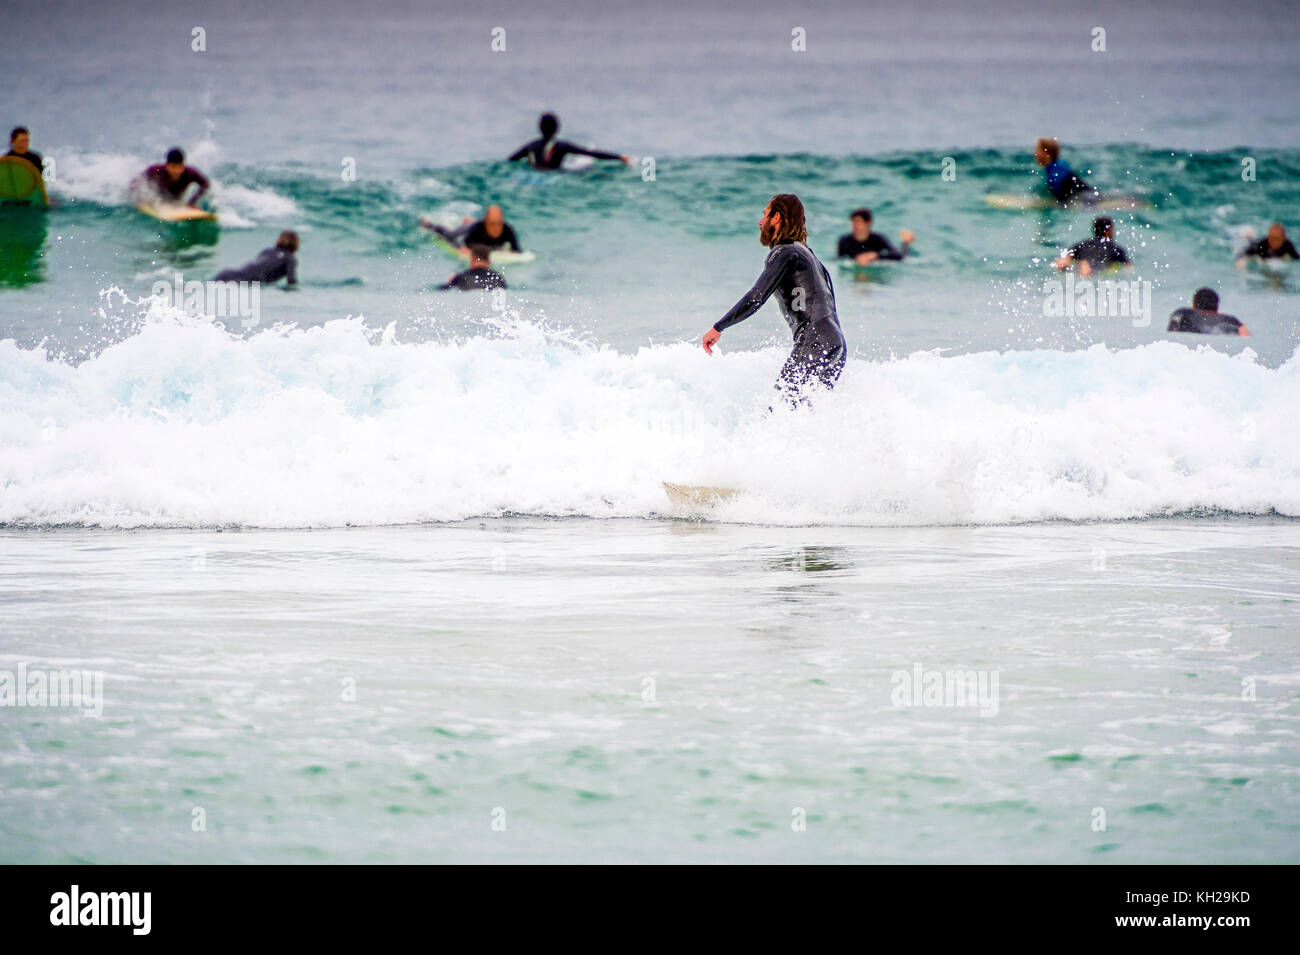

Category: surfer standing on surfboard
[507, 113, 633, 171]
[703, 194, 847, 407]
[132, 148, 210, 206]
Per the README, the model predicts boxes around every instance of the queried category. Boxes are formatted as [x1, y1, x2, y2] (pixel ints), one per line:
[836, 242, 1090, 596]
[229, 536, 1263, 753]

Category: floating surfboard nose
[662, 482, 739, 507]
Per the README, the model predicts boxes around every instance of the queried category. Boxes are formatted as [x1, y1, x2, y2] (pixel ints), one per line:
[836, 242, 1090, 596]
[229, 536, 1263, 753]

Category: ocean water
[1, 0, 1298, 863]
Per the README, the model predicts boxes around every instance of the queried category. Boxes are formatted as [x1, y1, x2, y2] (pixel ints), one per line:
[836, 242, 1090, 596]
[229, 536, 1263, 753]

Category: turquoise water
[1, 0, 1298, 864]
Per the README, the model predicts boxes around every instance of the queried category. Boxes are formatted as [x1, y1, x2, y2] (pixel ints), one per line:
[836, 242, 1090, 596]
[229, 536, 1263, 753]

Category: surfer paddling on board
[507, 113, 633, 171]
[703, 194, 847, 407]
[421, 205, 523, 258]
[132, 148, 210, 207]
[1236, 222, 1299, 268]
[1035, 138, 1102, 205]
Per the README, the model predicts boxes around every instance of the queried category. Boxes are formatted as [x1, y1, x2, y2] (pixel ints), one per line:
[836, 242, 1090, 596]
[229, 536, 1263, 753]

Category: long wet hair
[767, 193, 808, 245]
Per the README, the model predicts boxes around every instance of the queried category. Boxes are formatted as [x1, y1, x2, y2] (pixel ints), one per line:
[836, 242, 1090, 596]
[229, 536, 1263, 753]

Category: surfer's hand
[621, 155, 635, 167]
[900, 229, 916, 244]
[856, 252, 878, 266]
[1078, 260, 1093, 278]
[702, 328, 720, 355]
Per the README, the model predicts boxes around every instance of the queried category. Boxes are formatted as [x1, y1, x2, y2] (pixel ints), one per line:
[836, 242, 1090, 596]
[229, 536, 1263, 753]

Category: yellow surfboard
[662, 482, 739, 508]
[983, 193, 1151, 211]
[0, 156, 48, 206]
[135, 201, 218, 222]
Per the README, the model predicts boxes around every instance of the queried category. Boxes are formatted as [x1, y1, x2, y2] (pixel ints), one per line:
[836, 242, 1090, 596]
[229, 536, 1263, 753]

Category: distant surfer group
[5, 123, 1297, 403]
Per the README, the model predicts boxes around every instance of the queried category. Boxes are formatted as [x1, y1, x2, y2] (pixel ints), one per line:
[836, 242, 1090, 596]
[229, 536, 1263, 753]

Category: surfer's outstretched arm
[714, 248, 790, 333]
[507, 143, 531, 162]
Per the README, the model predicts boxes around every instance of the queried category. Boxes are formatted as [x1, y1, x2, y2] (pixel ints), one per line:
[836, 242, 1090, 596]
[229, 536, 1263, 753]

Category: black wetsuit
[438, 220, 522, 252]
[507, 137, 621, 171]
[4, 148, 44, 174]
[1167, 308, 1243, 335]
[140, 163, 210, 202]
[1065, 237, 1129, 271]
[715, 240, 846, 402]
[215, 247, 297, 285]
[1241, 237, 1299, 260]
[441, 266, 507, 291]
[837, 231, 907, 261]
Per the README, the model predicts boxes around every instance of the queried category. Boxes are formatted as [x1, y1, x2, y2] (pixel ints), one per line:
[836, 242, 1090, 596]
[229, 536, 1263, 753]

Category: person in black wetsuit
[5, 127, 44, 175]
[1035, 137, 1102, 204]
[1167, 287, 1249, 336]
[507, 113, 632, 172]
[440, 245, 506, 291]
[1236, 223, 1299, 267]
[215, 231, 299, 285]
[703, 194, 846, 407]
[837, 208, 915, 264]
[1053, 217, 1131, 276]
[422, 205, 522, 257]
[134, 148, 210, 206]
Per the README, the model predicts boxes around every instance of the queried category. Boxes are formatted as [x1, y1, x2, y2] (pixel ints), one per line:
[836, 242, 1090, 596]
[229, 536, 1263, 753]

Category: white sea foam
[1, 303, 1297, 528]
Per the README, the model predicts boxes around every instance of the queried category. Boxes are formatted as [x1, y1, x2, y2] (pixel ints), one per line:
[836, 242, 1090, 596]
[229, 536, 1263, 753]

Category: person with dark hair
[703, 194, 846, 406]
[507, 113, 632, 171]
[1053, 216, 1131, 276]
[1035, 137, 1101, 204]
[440, 245, 506, 291]
[215, 231, 300, 285]
[134, 147, 210, 206]
[1236, 223, 1298, 267]
[836, 208, 915, 264]
[422, 204, 522, 257]
[6, 127, 44, 174]
[1167, 287, 1249, 336]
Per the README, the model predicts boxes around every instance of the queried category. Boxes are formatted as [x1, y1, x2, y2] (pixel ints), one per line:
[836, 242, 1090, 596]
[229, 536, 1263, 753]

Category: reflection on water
[0, 204, 48, 287]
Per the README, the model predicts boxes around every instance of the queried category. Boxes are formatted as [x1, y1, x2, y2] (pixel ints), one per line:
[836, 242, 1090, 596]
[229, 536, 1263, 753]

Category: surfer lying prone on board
[131, 148, 210, 206]
[439, 245, 507, 291]
[702, 193, 847, 409]
[1053, 216, 1131, 276]
[215, 231, 299, 286]
[422, 205, 522, 258]
[1036, 137, 1102, 205]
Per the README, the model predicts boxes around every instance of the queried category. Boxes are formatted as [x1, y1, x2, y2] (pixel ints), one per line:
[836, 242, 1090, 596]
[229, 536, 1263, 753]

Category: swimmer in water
[703, 194, 846, 407]
[507, 113, 633, 171]
[1236, 222, 1299, 268]
[422, 205, 523, 258]
[836, 208, 915, 265]
[1035, 137, 1102, 205]
[1053, 216, 1130, 277]
[215, 231, 299, 286]
[440, 244, 507, 291]
[1167, 287, 1249, 336]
